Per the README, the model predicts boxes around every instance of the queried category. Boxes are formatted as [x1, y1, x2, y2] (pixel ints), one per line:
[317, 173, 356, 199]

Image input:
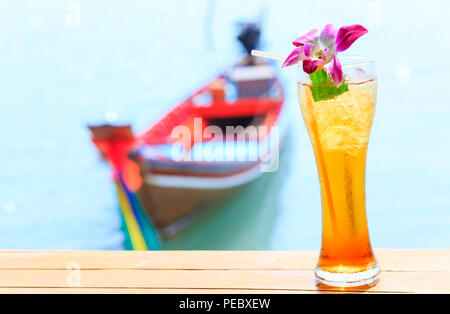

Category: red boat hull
[90, 60, 287, 236]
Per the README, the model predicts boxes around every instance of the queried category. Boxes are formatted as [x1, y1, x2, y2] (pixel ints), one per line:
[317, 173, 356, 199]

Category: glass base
[315, 264, 380, 288]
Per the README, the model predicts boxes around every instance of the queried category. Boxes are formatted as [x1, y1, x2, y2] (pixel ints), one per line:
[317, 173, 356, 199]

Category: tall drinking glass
[297, 56, 379, 287]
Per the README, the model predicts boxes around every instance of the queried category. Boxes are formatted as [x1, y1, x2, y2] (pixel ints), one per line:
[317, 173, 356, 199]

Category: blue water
[1, 1, 449, 249]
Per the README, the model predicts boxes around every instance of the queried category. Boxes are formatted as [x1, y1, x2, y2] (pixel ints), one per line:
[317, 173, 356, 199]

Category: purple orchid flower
[282, 24, 368, 86]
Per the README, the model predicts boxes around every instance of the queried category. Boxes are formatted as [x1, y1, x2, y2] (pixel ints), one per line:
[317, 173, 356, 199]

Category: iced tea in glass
[297, 56, 379, 287]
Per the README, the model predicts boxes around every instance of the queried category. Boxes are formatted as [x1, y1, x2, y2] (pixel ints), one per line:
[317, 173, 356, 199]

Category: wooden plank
[0, 251, 316, 270]
[0, 268, 449, 293]
[0, 250, 448, 293]
[375, 249, 450, 272]
[0, 250, 448, 272]
[0, 287, 388, 294]
[0, 288, 325, 294]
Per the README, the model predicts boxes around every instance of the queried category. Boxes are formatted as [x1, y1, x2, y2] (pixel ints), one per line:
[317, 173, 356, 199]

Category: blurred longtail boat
[88, 24, 288, 242]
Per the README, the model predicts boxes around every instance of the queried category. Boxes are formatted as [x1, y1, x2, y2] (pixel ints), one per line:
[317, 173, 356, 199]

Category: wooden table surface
[0, 249, 448, 294]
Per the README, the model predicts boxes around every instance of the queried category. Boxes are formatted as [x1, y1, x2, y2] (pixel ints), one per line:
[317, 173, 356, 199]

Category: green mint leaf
[308, 70, 349, 101]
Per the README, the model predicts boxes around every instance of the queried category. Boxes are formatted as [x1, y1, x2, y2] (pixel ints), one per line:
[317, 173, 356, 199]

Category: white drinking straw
[251, 50, 286, 62]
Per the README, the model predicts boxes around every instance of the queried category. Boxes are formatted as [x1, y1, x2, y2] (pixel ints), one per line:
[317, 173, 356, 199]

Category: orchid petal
[293, 29, 319, 46]
[325, 55, 343, 86]
[319, 24, 337, 47]
[335, 24, 368, 52]
[303, 57, 323, 74]
[281, 46, 306, 68]
[323, 47, 329, 62]
[304, 43, 313, 57]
